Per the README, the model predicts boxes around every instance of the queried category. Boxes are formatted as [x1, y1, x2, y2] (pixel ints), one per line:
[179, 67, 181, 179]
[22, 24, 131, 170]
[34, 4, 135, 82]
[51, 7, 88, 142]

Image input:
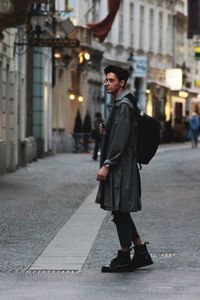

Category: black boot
[130, 242, 153, 271]
[101, 250, 132, 273]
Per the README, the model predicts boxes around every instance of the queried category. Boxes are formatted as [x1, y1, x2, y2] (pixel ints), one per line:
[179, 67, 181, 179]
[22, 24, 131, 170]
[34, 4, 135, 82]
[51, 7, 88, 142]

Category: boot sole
[131, 260, 153, 271]
[101, 265, 133, 273]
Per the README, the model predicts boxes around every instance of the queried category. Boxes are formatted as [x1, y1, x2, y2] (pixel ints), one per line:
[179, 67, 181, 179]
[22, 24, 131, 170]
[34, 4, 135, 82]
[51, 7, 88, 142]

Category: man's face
[104, 72, 125, 97]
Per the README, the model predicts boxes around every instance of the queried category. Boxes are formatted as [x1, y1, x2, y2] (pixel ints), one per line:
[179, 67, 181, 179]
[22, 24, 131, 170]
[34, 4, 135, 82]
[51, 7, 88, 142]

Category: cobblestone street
[0, 144, 200, 299]
[0, 153, 97, 271]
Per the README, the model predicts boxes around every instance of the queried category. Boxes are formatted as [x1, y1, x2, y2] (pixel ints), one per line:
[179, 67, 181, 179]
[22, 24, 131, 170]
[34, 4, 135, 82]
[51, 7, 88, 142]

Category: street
[0, 143, 200, 299]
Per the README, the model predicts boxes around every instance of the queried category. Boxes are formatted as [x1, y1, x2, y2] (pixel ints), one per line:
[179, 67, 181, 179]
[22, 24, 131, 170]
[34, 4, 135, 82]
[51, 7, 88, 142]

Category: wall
[0, 29, 17, 173]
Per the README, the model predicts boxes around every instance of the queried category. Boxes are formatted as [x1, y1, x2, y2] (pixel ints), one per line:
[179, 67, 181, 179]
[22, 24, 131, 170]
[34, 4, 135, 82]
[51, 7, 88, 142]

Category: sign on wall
[131, 56, 148, 78]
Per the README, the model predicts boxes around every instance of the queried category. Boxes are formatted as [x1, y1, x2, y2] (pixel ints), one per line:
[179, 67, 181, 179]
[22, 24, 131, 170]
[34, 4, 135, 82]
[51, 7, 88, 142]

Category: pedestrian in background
[92, 112, 103, 161]
[188, 111, 200, 148]
[96, 65, 153, 273]
[183, 110, 190, 141]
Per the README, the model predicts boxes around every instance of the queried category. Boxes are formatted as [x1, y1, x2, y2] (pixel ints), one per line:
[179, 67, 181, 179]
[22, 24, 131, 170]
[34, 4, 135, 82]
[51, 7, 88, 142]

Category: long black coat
[96, 89, 141, 212]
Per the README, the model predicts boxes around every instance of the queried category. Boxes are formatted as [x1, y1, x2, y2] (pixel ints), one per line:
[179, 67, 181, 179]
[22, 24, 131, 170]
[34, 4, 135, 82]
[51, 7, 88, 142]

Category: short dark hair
[104, 65, 130, 86]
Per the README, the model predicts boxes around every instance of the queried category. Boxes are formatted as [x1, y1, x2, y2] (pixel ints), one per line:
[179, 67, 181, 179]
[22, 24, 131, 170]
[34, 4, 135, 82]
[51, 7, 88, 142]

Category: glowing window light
[69, 94, 75, 100]
[78, 96, 83, 102]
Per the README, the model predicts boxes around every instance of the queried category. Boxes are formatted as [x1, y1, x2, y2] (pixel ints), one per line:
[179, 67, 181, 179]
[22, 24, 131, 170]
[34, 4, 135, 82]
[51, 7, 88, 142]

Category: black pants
[112, 211, 140, 247]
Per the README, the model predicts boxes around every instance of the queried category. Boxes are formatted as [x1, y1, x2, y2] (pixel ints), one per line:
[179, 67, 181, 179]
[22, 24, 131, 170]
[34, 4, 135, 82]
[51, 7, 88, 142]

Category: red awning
[87, 0, 121, 43]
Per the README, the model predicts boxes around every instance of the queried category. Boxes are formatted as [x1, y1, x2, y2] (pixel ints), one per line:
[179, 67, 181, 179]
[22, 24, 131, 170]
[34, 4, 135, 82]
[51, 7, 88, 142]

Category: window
[149, 8, 154, 51]
[158, 11, 163, 52]
[118, 1, 124, 44]
[129, 2, 134, 47]
[92, 0, 100, 22]
[139, 5, 144, 49]
[107, 30, 111, 42]
[167, 14, 173, 54]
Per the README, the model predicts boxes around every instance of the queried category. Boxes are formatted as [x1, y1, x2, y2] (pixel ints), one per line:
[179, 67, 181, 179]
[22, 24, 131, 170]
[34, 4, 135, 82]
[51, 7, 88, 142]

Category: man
[96, 65, 153, 273]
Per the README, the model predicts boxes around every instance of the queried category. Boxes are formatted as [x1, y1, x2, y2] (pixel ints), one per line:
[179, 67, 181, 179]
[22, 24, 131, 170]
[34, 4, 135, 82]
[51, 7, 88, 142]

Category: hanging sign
[29, 38, 80, 48]
[131, 56, 148, 77]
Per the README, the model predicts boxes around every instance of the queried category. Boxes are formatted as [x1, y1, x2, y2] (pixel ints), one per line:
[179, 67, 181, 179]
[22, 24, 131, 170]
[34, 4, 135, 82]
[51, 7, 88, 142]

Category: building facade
[0, 28, 19, 174]
[0, 4, 54, 175]
[77, 0, 199, 142]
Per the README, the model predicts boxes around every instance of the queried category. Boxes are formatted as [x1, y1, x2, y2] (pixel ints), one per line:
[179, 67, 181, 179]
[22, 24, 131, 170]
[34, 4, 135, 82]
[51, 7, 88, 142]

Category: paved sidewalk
[30, 187, 106, 271]
[0, 143, 200, 299]
[0, 153, 98, 271]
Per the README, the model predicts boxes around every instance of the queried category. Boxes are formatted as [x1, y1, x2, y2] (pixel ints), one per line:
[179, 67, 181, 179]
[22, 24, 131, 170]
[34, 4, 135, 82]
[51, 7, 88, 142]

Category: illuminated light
[54, 52, 62, 59]
[78, 51, 84, 64]
[79, 51, 90, 63]
[194, 80, 200, 87]
[165, 91, 171, 121]
[165, 68, 182, 90]
[146, 89, 151, 94]
[69, 94, 75, 100]
[146, 92, 153, 116]
[179, 91, 188, 98]
[78, 96, 83, 102]
[84, 52, 90, 60]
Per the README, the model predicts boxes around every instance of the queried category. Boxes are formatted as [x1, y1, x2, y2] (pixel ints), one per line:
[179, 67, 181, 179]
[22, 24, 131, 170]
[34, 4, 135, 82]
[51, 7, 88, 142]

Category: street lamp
[14, 3, 48, 55]
[14, 3, 79, 55]
[30, 4, 47, 39]
[78, 96, 84, 102]
[78, 50, 90, 64]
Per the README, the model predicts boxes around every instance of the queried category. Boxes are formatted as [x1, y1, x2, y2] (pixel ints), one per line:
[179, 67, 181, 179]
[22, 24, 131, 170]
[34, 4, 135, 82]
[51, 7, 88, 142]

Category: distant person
[92, 112, 103, 161]
[96, 65, 153, 273]
[184, 110, 190, 141]
[189, 112, 200, 148]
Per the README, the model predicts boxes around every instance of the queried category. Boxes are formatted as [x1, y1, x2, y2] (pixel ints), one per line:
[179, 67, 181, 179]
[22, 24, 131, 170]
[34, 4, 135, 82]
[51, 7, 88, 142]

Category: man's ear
[120, 80, 125, 87]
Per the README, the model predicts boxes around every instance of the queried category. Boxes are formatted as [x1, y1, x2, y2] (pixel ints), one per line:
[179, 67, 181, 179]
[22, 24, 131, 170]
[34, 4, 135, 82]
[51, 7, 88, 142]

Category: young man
[96, 65, 153, 273]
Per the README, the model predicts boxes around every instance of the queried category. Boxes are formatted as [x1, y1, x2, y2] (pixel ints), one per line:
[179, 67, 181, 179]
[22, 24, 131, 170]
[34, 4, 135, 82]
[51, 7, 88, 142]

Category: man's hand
[99, 123, 105, 135]
[96, 165, 109, 181]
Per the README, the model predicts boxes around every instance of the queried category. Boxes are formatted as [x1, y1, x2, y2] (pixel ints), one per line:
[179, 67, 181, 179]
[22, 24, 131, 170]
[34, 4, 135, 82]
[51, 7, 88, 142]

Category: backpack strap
[124, 93, 141, 114]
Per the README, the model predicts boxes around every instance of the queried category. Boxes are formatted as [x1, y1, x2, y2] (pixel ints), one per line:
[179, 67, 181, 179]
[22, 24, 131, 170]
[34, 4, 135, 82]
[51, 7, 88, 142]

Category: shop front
[146, 81, 199, 143]
[146, 80, 171, 143]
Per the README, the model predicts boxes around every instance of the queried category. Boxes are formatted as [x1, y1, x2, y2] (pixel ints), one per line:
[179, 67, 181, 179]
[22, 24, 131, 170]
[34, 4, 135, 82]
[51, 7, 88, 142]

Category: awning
[148, 80, 199, 95]
[0, 0, 46, 39]
[147, 80, 170, 89]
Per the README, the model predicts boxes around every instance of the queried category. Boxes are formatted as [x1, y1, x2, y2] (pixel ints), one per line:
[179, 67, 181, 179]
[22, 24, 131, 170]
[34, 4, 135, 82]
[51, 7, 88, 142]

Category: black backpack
[126, 93, 160, 166]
